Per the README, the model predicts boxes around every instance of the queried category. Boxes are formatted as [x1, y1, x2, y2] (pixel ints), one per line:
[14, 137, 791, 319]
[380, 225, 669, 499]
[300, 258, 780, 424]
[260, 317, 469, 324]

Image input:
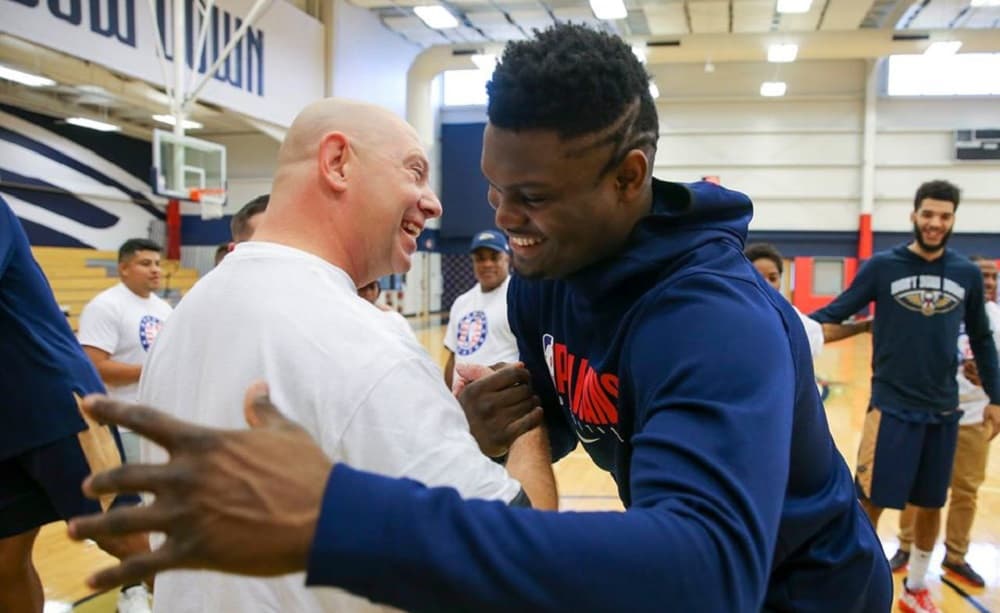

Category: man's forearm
[505, 426, 557, 510]
[306, 462, 772, 612]
[94, 360, 142, 386]
[822, 320, 871, 344]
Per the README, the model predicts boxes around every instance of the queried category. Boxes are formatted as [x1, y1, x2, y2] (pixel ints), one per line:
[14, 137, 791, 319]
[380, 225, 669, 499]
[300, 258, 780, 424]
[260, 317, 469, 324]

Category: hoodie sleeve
[810, 257, 878, 323]
[964, 274, 1000, 405]
[304, 274, 794, 612]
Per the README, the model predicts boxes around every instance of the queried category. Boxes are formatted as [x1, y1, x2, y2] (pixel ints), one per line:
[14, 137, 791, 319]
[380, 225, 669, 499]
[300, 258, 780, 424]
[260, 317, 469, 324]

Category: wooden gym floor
[32, 319, 1000, 612]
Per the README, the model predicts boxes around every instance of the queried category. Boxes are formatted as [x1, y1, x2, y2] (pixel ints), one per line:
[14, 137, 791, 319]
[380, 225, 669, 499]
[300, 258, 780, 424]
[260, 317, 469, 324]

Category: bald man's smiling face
[352, 122, 442, 279]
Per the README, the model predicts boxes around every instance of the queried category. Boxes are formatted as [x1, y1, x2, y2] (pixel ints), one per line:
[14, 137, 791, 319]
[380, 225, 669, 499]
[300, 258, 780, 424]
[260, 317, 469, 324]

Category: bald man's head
[277, 99, 420, 169]
[260, 98, 442, 287]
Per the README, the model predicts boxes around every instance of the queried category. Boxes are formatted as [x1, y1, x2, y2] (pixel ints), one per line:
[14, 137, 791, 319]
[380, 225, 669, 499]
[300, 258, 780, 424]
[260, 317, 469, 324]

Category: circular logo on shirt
[138, 315, 164, 351]
[456, 310, 489, 356]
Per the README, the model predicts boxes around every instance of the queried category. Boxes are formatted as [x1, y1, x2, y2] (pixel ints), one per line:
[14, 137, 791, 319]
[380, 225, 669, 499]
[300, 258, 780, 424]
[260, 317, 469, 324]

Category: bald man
[134, 99, 555, 613]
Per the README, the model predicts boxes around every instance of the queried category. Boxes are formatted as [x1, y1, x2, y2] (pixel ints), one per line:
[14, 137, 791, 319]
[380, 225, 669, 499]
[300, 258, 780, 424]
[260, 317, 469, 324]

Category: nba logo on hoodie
[542, 333, 623, 444]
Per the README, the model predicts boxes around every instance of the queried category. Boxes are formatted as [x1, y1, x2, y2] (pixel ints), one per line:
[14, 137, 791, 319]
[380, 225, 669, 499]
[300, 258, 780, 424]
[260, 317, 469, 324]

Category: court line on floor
[72, 589, 109, 607]
[940, 576, 991, 613]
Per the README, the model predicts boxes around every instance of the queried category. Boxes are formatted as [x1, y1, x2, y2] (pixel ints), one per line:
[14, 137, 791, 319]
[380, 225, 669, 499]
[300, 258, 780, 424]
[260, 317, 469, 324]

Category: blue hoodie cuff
[304, 464, 405, 589]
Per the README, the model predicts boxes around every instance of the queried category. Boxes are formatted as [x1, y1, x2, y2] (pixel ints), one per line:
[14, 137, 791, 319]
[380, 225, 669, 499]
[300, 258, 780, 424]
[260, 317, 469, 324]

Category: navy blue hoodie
[0, 197, 103, 460]
[306, 179, 891, 612]
[812, 244, 1000, 421]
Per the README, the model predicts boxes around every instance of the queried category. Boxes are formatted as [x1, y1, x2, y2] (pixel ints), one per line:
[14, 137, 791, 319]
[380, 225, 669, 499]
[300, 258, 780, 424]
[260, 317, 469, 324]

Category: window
[887, 54, 1000, 96]
[813, 259, 845, 295]
[442, 69, 489, 107]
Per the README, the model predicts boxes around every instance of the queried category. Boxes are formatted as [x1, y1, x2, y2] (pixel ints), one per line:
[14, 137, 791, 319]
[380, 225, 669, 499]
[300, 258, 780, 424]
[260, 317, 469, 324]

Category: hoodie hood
[566, 178, 754, 296]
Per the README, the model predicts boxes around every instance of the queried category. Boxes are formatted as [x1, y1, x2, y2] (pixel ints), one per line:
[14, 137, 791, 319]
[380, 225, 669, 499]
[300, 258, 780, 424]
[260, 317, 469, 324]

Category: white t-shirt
[77, 282, 172, 402]
[957, 300, 1000, 425]
[793, 306, 824, 360]
[381, 308, 416, 341]
[138, 242, 521, 613]
[445, 276, 519, 375]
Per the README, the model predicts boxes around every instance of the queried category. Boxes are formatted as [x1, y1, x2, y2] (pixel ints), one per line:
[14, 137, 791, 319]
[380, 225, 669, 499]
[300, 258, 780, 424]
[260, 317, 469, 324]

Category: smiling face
[481, 124, 644, 280]
[910, 197, 956, 256]
[355, 121, 442, 278]
[471, 247, 509, 292]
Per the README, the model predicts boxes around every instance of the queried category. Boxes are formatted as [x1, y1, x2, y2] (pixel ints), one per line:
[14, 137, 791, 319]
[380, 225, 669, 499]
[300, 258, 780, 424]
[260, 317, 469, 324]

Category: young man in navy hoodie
[812, 180, 1000, 613]
[70, 24, 891, 612]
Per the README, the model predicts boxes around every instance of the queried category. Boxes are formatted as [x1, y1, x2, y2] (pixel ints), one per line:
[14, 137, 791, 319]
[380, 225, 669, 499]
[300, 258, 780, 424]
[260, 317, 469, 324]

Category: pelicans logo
[891, 275, 965, 317]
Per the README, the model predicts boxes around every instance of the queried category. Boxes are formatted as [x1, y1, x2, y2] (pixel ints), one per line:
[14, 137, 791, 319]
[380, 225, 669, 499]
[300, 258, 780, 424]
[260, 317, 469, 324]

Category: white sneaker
[898, 583, 939, 613]
[117, 585, 152, 613]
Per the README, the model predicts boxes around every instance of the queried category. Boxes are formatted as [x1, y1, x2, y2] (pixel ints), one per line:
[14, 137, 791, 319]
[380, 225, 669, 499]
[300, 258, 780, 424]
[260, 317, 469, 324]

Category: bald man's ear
[318, 131, 350, 193]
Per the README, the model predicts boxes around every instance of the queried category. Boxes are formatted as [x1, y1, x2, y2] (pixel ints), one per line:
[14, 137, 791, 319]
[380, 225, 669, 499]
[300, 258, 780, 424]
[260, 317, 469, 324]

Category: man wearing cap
[444, 230, 518, 389]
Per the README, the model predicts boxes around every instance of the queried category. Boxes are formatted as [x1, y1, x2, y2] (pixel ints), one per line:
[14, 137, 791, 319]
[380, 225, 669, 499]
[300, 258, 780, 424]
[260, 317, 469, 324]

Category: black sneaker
[889, 549, 909, 573]
[942, 559, 985, 588]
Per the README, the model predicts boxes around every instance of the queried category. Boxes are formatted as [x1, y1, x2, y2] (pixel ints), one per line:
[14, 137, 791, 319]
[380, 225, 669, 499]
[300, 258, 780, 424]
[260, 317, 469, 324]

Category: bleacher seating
[30, 247, 200, 331]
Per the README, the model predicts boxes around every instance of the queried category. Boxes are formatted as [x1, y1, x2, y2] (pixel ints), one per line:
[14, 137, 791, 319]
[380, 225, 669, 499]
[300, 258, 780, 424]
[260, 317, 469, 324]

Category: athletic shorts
[0, 430, 140, 538]
[854, 406, 959, 510]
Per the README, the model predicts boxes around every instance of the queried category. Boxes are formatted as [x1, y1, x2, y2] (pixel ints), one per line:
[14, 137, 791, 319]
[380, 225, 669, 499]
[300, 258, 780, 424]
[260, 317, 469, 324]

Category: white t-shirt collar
[229, 241, 357, 294]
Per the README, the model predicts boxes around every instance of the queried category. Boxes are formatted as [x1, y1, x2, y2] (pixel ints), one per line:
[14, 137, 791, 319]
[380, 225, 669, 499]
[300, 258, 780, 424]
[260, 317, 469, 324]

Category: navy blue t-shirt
[0, 197, 104, 460]
[812, 245, 1000, 421]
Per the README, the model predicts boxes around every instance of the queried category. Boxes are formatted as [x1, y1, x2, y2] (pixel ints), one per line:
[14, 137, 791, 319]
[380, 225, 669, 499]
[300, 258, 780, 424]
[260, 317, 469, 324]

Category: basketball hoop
[150, 129, 227, 219]
[190, 188, 227, 220]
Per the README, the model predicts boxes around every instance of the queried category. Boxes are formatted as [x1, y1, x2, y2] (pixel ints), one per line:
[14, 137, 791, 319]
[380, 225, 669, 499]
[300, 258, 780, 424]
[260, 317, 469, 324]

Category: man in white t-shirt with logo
[78, 238, 172, 462]
[444, 230, 519, 389]
[132, 99, 555, 613]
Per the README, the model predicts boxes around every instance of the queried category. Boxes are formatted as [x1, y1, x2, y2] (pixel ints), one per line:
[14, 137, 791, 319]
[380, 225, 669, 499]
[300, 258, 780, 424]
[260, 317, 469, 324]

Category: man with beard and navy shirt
[812, 179, 1000, 613]
[68, 24, 891, 612]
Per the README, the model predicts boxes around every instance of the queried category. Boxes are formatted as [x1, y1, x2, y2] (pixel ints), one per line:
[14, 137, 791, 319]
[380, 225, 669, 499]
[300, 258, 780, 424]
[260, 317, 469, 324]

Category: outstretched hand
[68, 382, 333, 590]
[455, 362, 543, 458]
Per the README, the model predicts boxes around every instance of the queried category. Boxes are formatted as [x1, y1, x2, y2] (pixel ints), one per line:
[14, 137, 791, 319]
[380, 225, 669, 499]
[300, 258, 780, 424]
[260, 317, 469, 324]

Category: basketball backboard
[152, 129, 227, 218]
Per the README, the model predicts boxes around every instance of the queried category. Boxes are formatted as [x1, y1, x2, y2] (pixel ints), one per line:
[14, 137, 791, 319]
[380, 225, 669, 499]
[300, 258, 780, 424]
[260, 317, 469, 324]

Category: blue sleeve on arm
[811, 258, 877, 323]
[306, 279, 796, 612]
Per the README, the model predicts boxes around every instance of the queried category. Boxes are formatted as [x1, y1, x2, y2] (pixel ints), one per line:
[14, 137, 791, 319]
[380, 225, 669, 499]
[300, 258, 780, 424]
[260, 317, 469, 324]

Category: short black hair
[744, 243, 784, 275]
[118, 238, 162, 262]
[487, 23, 658, 174]
[914, 180, 960, 211]
[231, 194, 269, 241]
